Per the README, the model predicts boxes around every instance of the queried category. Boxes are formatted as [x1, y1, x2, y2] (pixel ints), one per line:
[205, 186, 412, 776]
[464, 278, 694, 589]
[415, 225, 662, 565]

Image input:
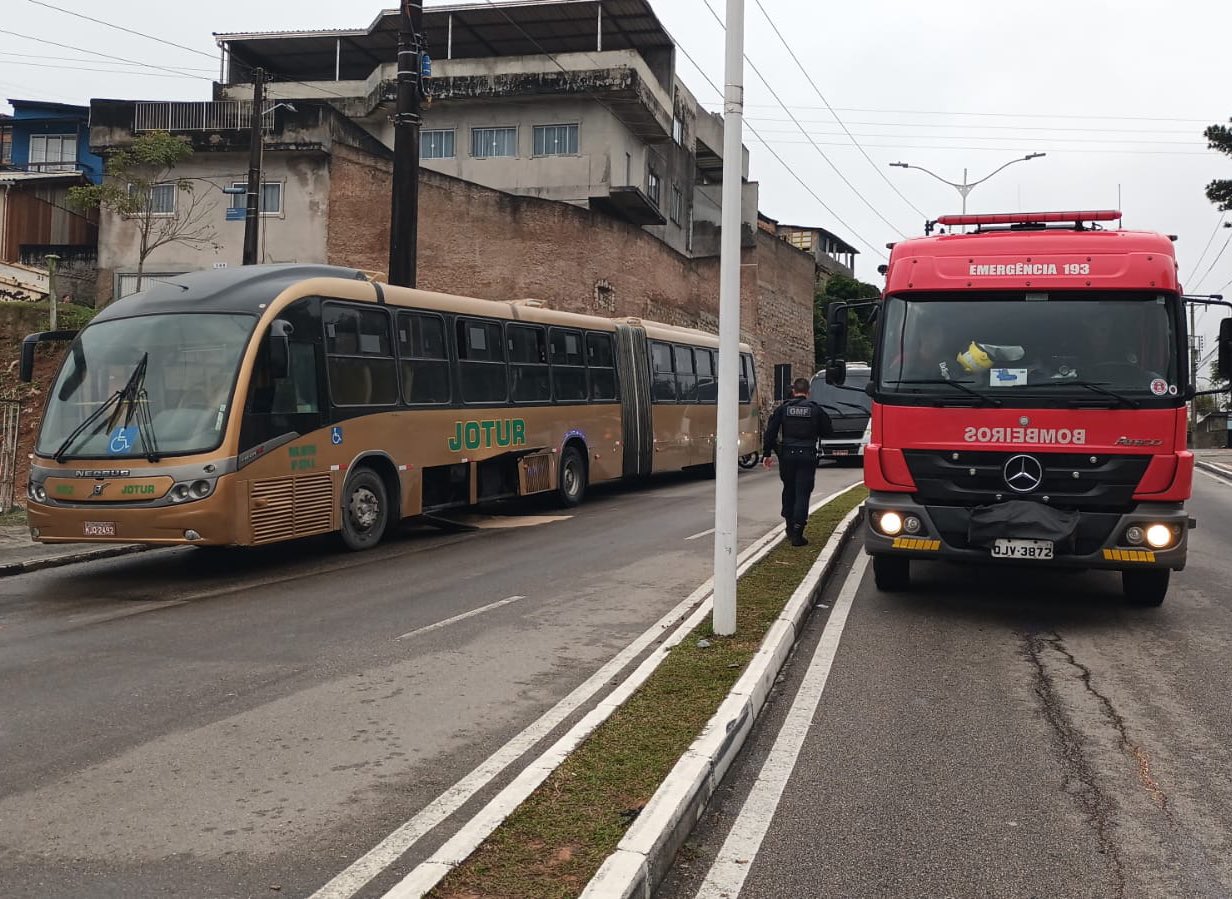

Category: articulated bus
[21, 265, 761, 551]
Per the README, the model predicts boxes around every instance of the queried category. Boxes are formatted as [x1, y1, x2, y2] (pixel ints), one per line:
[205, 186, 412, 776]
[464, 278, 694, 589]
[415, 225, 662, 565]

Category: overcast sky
[3, 0, 1229, 359]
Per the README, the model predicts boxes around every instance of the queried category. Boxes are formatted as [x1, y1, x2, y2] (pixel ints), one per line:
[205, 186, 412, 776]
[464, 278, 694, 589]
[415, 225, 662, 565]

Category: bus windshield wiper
[1029, 380, 1140, 408]
[113, 353, 161, 462]
[53, 353, 156, 462]
[888, 378, 1002, 407]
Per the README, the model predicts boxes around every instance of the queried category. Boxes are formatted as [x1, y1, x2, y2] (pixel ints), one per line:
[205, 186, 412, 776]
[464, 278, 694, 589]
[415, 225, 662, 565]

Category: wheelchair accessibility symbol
[331, 427, 344, 446]
[109, 426, 139, 455]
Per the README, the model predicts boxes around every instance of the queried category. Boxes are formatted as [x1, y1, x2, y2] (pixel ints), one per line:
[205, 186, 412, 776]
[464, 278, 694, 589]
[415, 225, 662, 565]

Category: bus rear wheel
[340, 467, 388, 551]
[873, 555, 911, 592]
[1122, 569, 1169, 607]
[556, 446, 587, 508]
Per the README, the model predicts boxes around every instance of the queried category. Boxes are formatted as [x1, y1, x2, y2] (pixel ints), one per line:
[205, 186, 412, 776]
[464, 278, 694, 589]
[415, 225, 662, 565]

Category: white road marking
[393, 596, 526, 642]
[686, 527, 716, 541]
[313, 483, 862, 899]
[1198, 466, 1232, 487]
[693, 552, 870, 899]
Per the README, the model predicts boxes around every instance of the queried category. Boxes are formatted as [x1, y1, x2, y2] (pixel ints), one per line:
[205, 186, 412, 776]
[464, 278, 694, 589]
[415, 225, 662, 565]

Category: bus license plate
[831, 449, 849, 456]
[83, 521, 116, 537]
[992, 539, 1053, 560]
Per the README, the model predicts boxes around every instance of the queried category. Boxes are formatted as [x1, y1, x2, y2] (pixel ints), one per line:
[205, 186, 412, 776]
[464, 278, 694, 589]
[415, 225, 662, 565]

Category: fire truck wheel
[873, 555, 911, 592]
[1122, 569, 1169, 607]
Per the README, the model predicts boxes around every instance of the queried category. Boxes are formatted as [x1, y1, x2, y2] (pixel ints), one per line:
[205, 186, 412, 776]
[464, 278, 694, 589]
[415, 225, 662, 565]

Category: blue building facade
[5, 99, 102, 183]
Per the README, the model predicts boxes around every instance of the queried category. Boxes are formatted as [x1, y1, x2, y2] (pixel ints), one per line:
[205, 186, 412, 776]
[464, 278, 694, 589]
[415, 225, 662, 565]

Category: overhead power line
[0, 49, 214, 71]
[1185, 214, 1227, 285]
[0, 59, 200, 78]
[671, 39, 888, 259]
[698, 0, 907, 238]
[740, 116, 1205, 136]
[700, 101, 1218, 125]
[748, 0, 925, 219]
[1192, 228, 1232, 293]
[0, 27, 212, 80]
[742, 136, 1209, 156]
[745, 127, 1201, 147]
[25, 0, 220, 60]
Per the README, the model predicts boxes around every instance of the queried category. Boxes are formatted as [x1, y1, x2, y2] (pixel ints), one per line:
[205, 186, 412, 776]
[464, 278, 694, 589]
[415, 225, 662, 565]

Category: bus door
[615, 323, 653, 478]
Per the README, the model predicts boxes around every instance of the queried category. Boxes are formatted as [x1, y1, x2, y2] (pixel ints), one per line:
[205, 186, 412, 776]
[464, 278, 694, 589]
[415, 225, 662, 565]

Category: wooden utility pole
[242, 68, 266, 266]
[389, 1, 425, 287]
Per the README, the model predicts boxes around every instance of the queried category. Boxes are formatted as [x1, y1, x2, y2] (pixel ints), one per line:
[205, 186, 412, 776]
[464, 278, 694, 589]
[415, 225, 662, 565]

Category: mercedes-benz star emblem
[1003, 454, 1044, 493]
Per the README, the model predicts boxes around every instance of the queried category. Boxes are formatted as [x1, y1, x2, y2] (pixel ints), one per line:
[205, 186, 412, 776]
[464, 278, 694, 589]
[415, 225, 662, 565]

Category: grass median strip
[430, 484, 868, 899]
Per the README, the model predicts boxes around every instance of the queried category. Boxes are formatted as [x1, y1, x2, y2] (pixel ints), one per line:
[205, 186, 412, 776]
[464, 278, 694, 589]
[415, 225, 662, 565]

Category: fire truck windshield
[877, 291, 1182, 404]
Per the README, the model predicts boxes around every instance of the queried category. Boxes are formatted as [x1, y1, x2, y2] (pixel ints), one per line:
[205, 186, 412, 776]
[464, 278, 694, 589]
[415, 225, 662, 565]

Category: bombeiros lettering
[963, 426, 1087, 446]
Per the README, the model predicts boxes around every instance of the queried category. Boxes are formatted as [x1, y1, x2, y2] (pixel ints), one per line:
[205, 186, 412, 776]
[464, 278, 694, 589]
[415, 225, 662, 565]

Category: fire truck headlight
[903, 515, 922, 535]
[878, 511, 904, 537]
[1125, 526, 1145, 546]
[1145, 524, 1174, 550]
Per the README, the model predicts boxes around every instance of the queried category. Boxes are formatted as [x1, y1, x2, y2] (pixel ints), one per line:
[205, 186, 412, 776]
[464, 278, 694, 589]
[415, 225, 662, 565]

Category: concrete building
[0, 100, 100, 303]
[213, 0, 770, 259]
[774, 221, 859, 281]
[87, 98, 394, 303]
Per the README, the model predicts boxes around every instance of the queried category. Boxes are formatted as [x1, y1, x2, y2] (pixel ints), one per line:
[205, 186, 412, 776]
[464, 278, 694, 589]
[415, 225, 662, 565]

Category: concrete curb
[0, 543, 155, 578]
[580, 504, 864, 899]
[1195, 459, 1232, 486]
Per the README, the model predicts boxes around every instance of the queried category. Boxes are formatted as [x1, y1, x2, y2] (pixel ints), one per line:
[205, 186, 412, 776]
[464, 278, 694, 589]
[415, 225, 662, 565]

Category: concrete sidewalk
[0, 515, 149, 577]
[1195, 448, 1232, 480]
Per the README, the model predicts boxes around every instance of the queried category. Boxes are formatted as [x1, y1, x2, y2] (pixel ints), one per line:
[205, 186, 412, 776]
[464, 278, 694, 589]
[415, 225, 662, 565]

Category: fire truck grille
[903, 450, 1151, 514]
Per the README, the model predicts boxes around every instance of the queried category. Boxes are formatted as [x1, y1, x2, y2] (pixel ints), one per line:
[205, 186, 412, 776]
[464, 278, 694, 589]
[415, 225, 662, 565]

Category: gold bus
[21, 265, 761, 551]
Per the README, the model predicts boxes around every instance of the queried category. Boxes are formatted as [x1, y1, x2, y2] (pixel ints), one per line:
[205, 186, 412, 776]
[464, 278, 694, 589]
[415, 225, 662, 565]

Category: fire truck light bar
[936, 210, 1122, 226]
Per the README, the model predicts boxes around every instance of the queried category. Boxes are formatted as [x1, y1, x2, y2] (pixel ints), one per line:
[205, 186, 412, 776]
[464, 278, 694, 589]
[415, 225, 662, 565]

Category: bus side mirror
[826, 302, 848, 385]
[20, 335, 36, 383]
[1219, 318, 1232, 383]
[268, 319, 293, 380]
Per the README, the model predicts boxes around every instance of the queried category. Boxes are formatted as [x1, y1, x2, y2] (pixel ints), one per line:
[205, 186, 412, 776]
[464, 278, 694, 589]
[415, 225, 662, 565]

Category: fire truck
[825, 210, 1232, 606]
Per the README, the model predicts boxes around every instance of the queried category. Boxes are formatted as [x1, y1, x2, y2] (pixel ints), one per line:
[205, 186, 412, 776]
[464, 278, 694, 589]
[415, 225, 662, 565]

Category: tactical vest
[780, 399, 820, 449]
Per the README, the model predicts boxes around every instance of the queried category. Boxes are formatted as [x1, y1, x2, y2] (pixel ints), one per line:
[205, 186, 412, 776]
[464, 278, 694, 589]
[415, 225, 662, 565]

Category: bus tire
[1122, 568, 1169, 607]
[557, 446, 587, 508]
[340, 467, 388, 552]
[873, 554, 911, 592]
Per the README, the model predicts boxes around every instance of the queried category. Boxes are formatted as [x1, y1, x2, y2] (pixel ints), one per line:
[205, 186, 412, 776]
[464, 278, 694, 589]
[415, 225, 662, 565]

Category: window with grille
[229, 182, 283, 216]
[472, 127, 517, 158]
[533, 124, 579, 156]
[421, 129, 456, 159]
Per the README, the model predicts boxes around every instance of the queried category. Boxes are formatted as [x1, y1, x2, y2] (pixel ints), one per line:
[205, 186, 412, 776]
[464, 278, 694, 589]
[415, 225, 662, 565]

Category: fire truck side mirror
[1218, 317, 1232, 383]
[826, 303, 849, 386]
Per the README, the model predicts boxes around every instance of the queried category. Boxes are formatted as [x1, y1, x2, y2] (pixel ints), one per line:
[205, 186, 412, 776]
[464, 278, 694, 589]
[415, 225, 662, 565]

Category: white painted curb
[1196, 459, 1232, 486]
[375, 486, 861, 899]
[579, 503, 864, 899]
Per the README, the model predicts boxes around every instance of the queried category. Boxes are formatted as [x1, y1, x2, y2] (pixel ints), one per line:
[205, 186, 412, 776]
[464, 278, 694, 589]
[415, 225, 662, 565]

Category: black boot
[790, 522, 809, 547]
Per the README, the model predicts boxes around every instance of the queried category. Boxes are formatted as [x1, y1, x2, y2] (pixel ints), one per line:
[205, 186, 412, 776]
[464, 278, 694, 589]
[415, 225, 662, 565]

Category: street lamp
[889, 153, 1046, 215]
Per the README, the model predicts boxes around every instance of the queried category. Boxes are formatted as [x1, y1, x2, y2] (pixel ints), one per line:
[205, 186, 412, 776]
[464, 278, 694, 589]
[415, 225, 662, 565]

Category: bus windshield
[37, 313, 256, 459]
[877, 292, 1182, 403]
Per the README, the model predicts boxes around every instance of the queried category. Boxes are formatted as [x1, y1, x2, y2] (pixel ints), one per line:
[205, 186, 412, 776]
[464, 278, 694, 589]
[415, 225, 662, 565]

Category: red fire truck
[825, 210, 1232, 606]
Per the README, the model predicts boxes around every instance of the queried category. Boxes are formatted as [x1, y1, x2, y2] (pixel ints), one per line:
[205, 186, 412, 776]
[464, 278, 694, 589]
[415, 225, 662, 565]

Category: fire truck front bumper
[863, 492, 1192, 571]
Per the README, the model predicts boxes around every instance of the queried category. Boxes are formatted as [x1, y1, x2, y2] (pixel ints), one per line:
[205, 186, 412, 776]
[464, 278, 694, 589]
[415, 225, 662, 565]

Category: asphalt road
[0, 463, 860, 899]
[658, 470, 1232, 899]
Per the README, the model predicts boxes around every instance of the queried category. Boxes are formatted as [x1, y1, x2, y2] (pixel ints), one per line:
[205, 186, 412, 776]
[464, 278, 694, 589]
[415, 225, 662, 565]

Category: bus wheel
[873, 555, 911, 592]
[1122, 569, 1169, 607]
[557, 446, 587, 508]
[340, 467, 388, 551]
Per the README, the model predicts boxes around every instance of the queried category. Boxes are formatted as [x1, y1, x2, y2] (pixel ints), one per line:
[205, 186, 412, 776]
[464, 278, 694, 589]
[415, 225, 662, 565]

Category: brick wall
[326, 163, 814, 412]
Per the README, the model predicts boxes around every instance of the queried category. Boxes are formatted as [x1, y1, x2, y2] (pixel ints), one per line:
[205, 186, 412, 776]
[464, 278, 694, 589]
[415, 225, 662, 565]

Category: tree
[814, 274, 879, 367]
[1204, 121, 1232, 211]
[1197, 360, 1230, 415]
[69, 131, 219, 296]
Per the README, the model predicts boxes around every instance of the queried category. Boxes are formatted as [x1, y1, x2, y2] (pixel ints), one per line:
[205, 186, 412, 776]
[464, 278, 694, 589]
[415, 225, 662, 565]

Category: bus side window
[398, 311, 452, 405]
[549, 327, 587, 403]
[739, 353, 755, 404]
[457, 317, 508, 404]
[650, 341, 676, 403]
[240, 298, 324, 451]
[324, 303, 399, 407]
[695, 349, 716, 404]
[586, 332, 618, 401]
[674, 345, 697, 402]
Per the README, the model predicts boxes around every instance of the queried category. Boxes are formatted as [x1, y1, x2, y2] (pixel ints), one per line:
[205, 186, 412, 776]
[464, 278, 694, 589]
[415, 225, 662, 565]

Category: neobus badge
[448, 419, 528, 452]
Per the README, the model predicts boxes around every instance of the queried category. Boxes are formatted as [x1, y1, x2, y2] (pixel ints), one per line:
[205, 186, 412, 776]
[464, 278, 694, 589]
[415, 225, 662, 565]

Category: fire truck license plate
[992, 539, 1053, 560]
[83, 521, 116, 537]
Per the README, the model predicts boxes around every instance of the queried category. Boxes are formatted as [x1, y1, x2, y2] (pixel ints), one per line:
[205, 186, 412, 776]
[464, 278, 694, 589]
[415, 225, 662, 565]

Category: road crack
[1023, 630, 1128, 899]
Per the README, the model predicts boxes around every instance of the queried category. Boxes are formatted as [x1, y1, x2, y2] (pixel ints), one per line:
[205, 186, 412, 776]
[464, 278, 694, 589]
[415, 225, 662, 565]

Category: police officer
[762, 377, 832, 546]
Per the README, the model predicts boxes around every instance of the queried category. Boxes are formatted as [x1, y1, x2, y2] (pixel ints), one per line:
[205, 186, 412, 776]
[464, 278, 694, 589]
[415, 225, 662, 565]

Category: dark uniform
[763, 395, 832, 545]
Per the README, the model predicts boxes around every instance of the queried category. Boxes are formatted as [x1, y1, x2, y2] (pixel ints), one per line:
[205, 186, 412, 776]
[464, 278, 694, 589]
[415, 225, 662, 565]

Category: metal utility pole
[389, 0, 425, 288]
[242, 68, 266, 266]
[712, 0, 745, 637]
